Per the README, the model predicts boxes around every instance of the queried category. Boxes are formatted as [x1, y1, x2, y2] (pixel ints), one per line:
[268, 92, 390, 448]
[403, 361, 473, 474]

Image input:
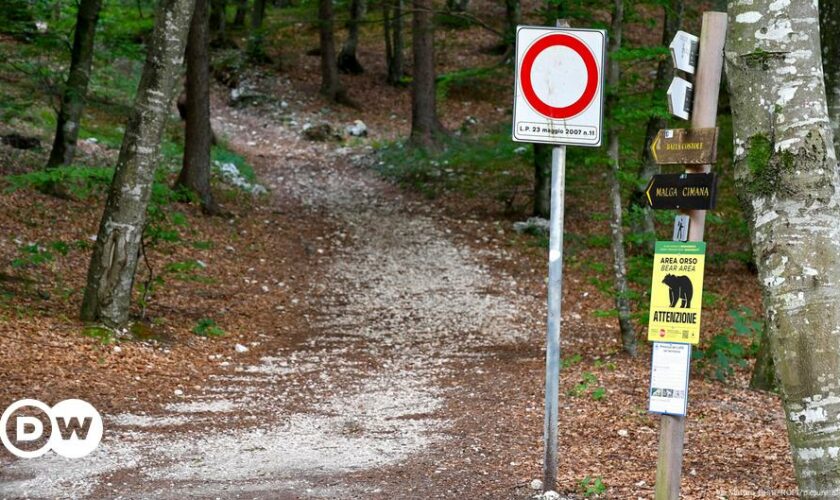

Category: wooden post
[654, 12, 727, 500]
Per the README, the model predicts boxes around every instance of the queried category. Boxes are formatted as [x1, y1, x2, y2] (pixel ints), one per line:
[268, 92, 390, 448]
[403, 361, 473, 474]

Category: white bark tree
[607, 0, 635, 356]
[726, 1, 840, 496]
[81, 0, 196, 327]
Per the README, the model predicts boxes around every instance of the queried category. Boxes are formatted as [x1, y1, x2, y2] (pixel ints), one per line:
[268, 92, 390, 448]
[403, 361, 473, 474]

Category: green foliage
[5, 166, 113, 199]
[560, 353, 583, 369]
[11, 243, 54, 269]
[193, 318, 225, 337]
[694, 307, 763, 381]
[82, 325, 117, 344]
[376, 127, 530, 209]
[568, 371, 606, 401]
[578, 476, 607, 497]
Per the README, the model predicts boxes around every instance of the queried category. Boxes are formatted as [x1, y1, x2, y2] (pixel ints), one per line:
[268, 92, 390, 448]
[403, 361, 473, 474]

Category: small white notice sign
[649, 342, 691, 416]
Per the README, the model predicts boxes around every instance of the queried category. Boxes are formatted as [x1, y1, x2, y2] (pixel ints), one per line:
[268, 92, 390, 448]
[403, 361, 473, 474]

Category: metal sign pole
[543, 144, 566, 491]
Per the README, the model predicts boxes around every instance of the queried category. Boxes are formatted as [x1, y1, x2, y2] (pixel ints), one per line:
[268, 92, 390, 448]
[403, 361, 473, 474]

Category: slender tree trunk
[533, 144, 551, 218]
[821, 0, 840, 154]
[409, 0, 445, 148]
[726, 1, 840, 496]
[446, 0, 468, 12]
[209, 0, 226, 42]
[178, 0, 219, 215]
[337, 0, 365, 74]
[383, 0, 404, 85]
[247, 0, 267, 60]
[543, 0, 565, 27]
[628, 0, 685, 252]
[80, 0, 195, 327]
[46, 0, 103, 168]
[607, 0, 635, 356]
[233, 0, 247, 27]
[319, 0, 349, 103]
[503, 0, 521, 51]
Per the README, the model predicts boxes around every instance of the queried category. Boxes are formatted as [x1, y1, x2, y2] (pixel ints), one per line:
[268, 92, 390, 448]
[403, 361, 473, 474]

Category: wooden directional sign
[645, 173, 718, 210]
[650, 128, 718, 165]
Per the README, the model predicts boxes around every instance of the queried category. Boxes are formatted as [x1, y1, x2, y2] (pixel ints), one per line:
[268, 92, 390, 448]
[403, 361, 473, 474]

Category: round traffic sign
[520, 33, 599, 120]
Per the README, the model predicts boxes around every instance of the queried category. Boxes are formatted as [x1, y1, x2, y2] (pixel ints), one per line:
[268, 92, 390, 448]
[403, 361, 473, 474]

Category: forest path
[0, 92, 543, 498]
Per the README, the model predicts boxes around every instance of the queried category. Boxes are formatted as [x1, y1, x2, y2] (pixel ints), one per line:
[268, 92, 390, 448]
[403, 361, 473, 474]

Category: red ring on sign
[520, 33, 599, 119]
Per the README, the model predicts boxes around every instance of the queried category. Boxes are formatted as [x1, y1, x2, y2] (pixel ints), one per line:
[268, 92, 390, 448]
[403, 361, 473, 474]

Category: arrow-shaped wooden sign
[645, 172, 718, 210]
[650, 128, 718, 165]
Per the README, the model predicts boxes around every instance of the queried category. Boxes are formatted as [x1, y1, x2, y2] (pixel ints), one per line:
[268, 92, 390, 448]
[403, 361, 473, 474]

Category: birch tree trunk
[383, 0, 404, 85]
[820, 0, 840, 153]
[607, 0, 635, 356]
[80, 0, 195, 327]
[628, 0, 684, 252]
[337, 0, 365, 74]
[726, 1, 840, 496]
[177, 0, 220, 215]
[46, 0, 103, 168]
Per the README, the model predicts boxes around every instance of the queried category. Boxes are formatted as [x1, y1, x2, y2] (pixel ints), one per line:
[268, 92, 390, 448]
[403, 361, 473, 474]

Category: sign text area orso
[647, 241, 706, 345]
[512, 26, 606, 147]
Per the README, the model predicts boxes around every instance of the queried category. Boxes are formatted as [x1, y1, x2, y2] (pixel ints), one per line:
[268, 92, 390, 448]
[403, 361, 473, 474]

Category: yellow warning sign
[647, 241, 706, 344]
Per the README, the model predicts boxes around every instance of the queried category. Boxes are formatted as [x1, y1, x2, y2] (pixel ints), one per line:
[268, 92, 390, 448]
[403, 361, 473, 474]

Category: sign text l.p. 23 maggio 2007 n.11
[516, 122, 598, 140]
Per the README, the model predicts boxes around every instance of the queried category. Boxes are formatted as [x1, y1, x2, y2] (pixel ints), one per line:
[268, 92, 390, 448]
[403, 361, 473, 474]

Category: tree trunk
[628, 0, 684, 253]
[209, 0, 226, 42]
[383, 0, 404, 85]
[820, 0, 840, 154]
[409, 0, 445, 148]
[543, 0, 565, 27]
[750, 324, 776, 391]
[337, 0, 365, 74]
[607, 0, 635, 356]
[445, 0, 468, 12]
[533, 144, 551, 218]
[726, 1, 840, 496]
[80, 0, 195, 328]
[233, 0, 247, 27]
[319, 0, 349, 103]
[46, 0, 103, 168]
[503, 0, 520, 51]
[178, 0, 219, 215]
[247, 0, 267, 60]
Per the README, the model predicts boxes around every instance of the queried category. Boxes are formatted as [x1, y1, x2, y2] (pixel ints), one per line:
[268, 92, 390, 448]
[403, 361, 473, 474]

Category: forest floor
[0, 2, 802, 498]
[1, 73, 798, 498]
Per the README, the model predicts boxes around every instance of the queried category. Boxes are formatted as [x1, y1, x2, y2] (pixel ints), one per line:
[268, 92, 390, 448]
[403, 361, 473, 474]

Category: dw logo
[1, 399, 103, 458]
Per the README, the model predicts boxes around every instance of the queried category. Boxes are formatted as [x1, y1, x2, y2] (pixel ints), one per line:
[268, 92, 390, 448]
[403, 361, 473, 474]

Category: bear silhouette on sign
[662, 274, 693, 308]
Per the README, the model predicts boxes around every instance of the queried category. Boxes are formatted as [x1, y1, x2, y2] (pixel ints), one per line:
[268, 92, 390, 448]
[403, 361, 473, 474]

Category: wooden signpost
[649, 12, 728, 500]
[512, 20, 606, 493]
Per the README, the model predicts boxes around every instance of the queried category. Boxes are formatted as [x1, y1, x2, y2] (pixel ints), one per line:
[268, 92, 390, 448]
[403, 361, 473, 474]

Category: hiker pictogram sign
[512, 26, 606, 147]
[647, 241, 706, 345]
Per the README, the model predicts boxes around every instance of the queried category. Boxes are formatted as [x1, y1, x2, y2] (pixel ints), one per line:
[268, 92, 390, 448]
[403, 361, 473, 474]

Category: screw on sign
[512, 26, 606, 147]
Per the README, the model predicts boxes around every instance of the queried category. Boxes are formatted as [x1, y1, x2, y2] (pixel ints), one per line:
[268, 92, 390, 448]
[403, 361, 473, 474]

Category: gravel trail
[0, 93, 538, 499]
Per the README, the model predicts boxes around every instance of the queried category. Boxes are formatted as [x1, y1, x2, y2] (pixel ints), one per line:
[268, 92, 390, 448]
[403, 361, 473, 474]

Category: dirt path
[0, 92, 543, 499]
